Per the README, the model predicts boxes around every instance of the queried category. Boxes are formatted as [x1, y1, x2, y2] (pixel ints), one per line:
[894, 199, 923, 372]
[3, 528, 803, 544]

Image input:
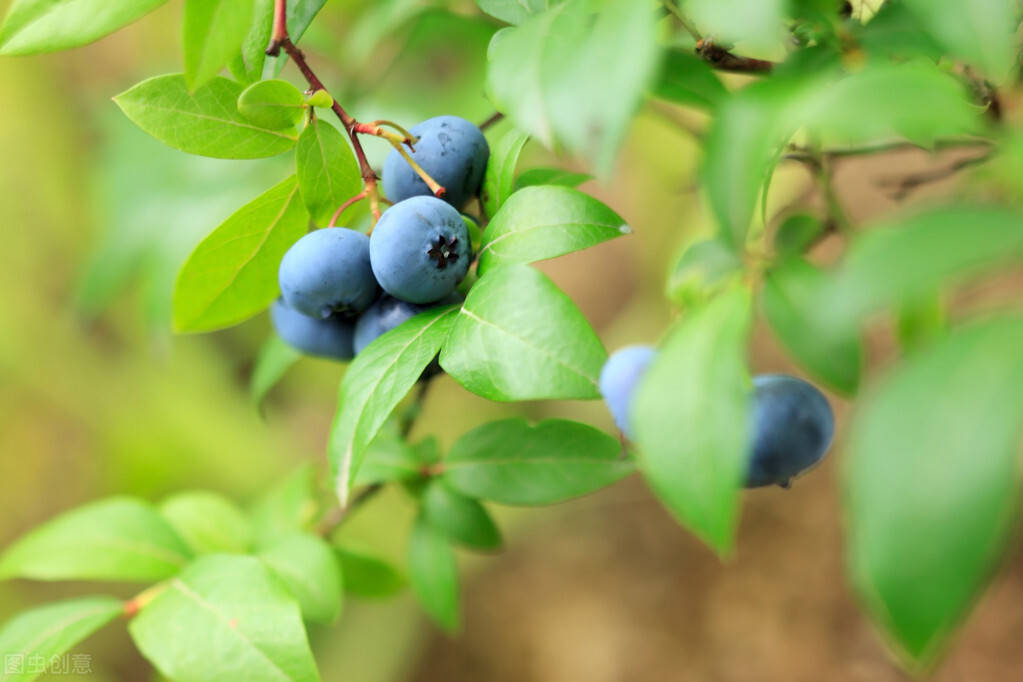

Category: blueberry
[599, 345, 658, 439]
[746, 374, 834, 488]
[353, 296, 427, 355]
[271, 298, 355, 360]
[354, 293, 463, 355]
[370, 196, 471, 304]
[278, 228, 378, 319]
[382, 115, 490, 209]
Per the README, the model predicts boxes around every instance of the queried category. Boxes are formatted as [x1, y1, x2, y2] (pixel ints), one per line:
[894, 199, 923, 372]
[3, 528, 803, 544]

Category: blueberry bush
[1, 0, 1022, 679]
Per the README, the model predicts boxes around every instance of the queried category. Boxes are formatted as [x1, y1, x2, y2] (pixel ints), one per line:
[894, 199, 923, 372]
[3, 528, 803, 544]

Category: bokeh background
[1, 1, 1021, 680]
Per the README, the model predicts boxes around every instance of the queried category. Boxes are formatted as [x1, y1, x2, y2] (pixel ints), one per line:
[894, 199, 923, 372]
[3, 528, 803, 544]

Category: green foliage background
[1, 0, 1023, 680]
[0, 2, 671, 678]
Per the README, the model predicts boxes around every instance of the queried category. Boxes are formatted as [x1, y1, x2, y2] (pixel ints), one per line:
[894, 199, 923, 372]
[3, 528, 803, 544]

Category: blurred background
[1, 1, 1021, 680]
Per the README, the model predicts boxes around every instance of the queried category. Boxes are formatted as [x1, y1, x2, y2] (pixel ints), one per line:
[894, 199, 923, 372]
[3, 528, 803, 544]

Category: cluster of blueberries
[271, 113, 835, 488]
[272, 115, 490, 360]
[600, 347, 835, 488]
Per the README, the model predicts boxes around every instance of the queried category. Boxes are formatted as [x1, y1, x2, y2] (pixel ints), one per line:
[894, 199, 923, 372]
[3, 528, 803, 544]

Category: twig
[265, 0, 446, 224]
[695, 39, 774, 74]
[962, 66, 1003, 123]
[662, 0, 702, 41]
[877, 152, 993, 201]
[317, 377, 435, 535]
[315, 484, 383, 536]
[399, 378, 433, 439]
[784, 138, 993, 163]
[662, 1, 773, 74]
[328, 190, 367, 228]
[479, 112, 504, 131]
[784, 146, 851, 234]
[817, 156, 850, 233]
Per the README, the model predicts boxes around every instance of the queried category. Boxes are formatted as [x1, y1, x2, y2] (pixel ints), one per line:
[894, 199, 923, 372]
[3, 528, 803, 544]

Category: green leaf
[230, 0, 274, 84]
[797, 62, 982, 147]
[250, 335, 302, 409]
[845, 316, 1023, 664]
[421, 480, 501, 550]
[0, 596, 123, 682]
[295, 116, 363, 227]
[408, 514, 459, 633]
[183, 0, 254, 90]
[773, 214, 824, 255]
[173, 176, 309, 333]
[855, 1, 943, 63]
[413, 436, 442, 466]
[343, 0, 428, 62]
[902, 0, 1017, 82]
[329, 306, 458, 504]
[486, 0, 661, 173]
[683, 0, 785, 51]
[440, 264, 607, 401]
[159, 491, 252, 555]
[477, 186, 630, 274]
[665, 237, 743, 309]
[114, 74, 299, 159]
[259, 533, 343, 624]
[334, 545, 405, 598]
[896, 291, 945, 352]
[475, 0, 559, 25]
[0, 498, 192, 583]
[763, 258, 862, 395]
[238, 80, 307, 130]
[514, 167, 591, 190]
[444, 418, 632, 505]
[707, 62, 981, 248]
[353, 430, 422, 487]
[129, 554, 320, 682]
[481, 128, 529, 218]
[249, 466, 319, 549]
[822, 205, 1023, 331]
[704, 77, 799, 247]
[651, 49, 726, 109]
[0, 0, 166, 55]
[632, 288, 752, 555]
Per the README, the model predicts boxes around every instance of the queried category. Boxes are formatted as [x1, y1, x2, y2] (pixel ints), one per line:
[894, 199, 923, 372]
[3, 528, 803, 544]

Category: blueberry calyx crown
[427, 235, 460, 270]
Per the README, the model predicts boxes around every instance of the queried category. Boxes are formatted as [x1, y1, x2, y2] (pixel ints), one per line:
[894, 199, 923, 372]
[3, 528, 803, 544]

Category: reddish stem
[328, 190, 368, 228]
[266, 0, 381, 221]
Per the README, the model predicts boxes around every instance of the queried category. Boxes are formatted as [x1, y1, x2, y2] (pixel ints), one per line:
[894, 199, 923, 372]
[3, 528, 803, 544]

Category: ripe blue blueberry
[599, 345, 658, 439]
[353, 296, 427, 355]
[746, 374, 834, 488]
[382, 115, 490, 209]
[353, 293, 463, 355]
[278, 228, 378, 319]
[370, 196, 470, 304]
[271, 298, 355, 360]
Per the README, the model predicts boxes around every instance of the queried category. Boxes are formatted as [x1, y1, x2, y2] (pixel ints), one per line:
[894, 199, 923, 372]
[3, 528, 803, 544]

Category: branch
[317, 377, 436, 536]
[316, 484, 383, 536]
[784, 138, 994, 164]
[662, 1, 774, 74]
[695, 38, 774, 74]
[479, 112, 504, 131]
[877, 152, 993, 201]
[662, 0, 702, 42]
[779, 145, 850, 236]
[265, 0, 445, 224]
